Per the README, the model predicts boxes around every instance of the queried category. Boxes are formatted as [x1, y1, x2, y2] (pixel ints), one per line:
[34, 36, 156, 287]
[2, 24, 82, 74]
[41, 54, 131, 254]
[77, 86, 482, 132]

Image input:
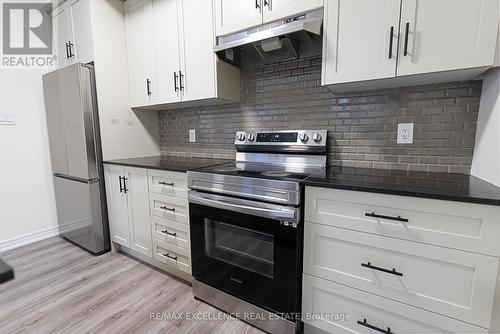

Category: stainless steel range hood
[215, 9, 323, 65]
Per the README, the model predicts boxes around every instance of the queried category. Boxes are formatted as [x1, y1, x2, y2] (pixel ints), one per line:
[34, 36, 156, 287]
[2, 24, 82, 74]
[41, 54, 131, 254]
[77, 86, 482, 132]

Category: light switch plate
[0, 111, 16, 125]
[189, 129, 196, 143]
[397, 123, 414, 144]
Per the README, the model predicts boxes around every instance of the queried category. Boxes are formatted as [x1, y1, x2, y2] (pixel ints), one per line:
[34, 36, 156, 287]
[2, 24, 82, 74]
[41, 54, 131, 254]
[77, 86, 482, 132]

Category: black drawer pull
[160, 206, 176, 212]
[158, 181, 174, 186]
[161, 229, 177, 237]
[163, 253, 178, 261]
[361, 262, 403, 277]
[365, 212, 408, 223]
[357, 319, 393, 334]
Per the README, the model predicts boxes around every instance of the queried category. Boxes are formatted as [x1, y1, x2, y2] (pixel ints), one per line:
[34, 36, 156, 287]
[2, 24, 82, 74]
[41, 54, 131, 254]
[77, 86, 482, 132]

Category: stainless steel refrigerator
[42, 63, 110, 255]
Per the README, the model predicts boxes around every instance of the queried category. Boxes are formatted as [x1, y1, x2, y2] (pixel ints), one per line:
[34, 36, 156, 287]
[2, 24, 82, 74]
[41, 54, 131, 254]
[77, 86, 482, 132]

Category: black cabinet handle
[160, 206, 175, 212]
[255, 0, 260, 9]
[65, 42, 70, 59]
[173, 72, 178, 91]
[159, 181, 175, 186]
[404, 22, 410, 56]
[357, 319, 394, 334]
[179, 71, 184, 91]
[361, 262, 403, 277]
[388, 26, 394, 59]
[264, 0, 271, 10]
[161, 229, 177, 237]
[68, 41, 74, 58]
[119, 176, 124, 193]
[163, 253, 178, 261]
[123, 177, 128, 194]
[365, 212, 408, 223]
[146, 79, 152, 96]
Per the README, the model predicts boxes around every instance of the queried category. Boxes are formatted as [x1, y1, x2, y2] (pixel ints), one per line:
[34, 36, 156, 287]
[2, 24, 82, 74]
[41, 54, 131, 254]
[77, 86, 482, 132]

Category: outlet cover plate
[397, 123, 414, 144]
[189, 129, 196, 143]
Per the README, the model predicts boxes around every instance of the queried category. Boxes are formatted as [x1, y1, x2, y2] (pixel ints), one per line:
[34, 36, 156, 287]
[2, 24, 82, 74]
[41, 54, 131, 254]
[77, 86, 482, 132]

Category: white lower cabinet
[104, 164, 152, 257]
[303, 186, 500, 333]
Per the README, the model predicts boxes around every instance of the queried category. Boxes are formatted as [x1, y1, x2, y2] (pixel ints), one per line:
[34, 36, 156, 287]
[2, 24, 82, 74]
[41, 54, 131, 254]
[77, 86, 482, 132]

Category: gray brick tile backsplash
[159, 56, 482, 173]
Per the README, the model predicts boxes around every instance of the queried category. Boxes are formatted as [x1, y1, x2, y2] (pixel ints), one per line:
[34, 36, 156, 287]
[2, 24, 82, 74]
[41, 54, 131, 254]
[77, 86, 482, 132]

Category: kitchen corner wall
[159, 55, 482, 173]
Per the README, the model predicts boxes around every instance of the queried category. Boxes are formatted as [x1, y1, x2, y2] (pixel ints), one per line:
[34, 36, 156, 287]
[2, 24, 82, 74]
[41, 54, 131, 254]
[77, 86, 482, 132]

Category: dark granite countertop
[302, 167, 500, 206]
[0, 258, 14, 284]
[103, 155, 232, 173]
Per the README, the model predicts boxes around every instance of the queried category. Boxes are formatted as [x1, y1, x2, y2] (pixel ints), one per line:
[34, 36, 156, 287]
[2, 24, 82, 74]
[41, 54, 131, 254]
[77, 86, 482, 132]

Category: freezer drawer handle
[163, 253, 178, 261]
[161, 229, 177, 237]
[160, 206, 176, 212]
[357, 319, 393, 334]
[159, 181, 175, 186]
[361, 262, 403, 277]
[365, 212, 408, 223]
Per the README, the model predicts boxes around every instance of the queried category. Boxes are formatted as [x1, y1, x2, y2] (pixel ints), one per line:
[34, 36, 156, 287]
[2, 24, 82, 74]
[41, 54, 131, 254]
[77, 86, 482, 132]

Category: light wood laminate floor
[0, 237, 264, 334]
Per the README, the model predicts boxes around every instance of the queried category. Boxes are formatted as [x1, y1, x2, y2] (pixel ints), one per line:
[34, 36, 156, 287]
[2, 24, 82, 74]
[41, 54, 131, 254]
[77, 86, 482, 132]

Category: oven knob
[237, 133, 246, 141]
[299, 133, 309, 143]
[248, 134, 255, 142]
[312, 133, 322, 143]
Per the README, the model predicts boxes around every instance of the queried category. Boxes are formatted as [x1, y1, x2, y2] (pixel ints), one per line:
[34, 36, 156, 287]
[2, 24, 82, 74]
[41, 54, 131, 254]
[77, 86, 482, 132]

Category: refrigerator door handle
[54, 173, 98, 184]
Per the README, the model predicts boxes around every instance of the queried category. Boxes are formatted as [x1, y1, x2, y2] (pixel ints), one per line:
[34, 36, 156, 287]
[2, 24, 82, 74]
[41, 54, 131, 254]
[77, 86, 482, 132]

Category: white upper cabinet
[214, 0, 263, 36]
[153, 0, 182, 104]
[124, 0, 240, 109]
[125, 0, 156, 107]
[262, 0, 323, 23]
[53, 0, 94, 68]
[322, 0, 499, 91]
[322, 0, 400, 85]
[397, 0, 499, 76]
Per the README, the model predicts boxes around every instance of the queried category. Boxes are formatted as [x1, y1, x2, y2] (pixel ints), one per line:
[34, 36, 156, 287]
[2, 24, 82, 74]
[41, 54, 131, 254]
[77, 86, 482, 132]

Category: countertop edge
[301, 180, 500, 207]
[103, 160, 189, 173]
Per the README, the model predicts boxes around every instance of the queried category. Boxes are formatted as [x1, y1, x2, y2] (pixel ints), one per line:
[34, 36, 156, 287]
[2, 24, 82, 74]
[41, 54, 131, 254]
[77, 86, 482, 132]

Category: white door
[69, 0, 94, 64]
[179, 0, 217, 101]
[322, 0, 400, 85]
[214, 0, 263, 36]
[124, 0, 156, 107]
[152, 0, 182, 104]
[125, 167, 153, 257]
[53, 4, 74, 68]
[262, 0, 323, 23]
[104, 164, 130, 247]
[397, 0, 498, 76]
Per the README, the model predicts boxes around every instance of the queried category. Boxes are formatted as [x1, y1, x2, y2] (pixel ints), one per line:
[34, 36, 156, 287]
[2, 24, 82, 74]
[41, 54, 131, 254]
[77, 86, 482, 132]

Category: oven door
[189, 190, 300, 315]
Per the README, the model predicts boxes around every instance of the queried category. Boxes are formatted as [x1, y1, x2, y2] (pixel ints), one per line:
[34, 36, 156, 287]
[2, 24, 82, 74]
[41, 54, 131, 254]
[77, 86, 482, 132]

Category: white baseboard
[0, 226, 60, 254]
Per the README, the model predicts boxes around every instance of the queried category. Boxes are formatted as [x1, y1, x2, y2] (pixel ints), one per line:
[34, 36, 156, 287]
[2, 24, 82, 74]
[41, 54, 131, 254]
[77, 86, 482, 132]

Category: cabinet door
[104, 164, 130, 247]
[179, 0, 216, 101]
[69, 0, 94, 64]
[322, 0, 400, 85]
[397, 0, 498, 76]
[124, 0, 156, 107]
[125, 167, 153, 257]
[152, 0, 182, 104]
[53, 4, 74, 68]
[262, 0, 323, 23]
[214, 0, 263, 36]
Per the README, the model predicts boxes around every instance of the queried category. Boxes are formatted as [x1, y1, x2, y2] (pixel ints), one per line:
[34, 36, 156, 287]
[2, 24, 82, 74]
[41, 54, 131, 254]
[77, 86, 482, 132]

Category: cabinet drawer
[149, 193, 188, 224]
[153, 239, 191, 274]
[151, 215, 190, 250]
[304, 223, 498, 328]
[302, 274, 487, 334]
[305, 187, 500, 256]
[148, 169, 187, 197]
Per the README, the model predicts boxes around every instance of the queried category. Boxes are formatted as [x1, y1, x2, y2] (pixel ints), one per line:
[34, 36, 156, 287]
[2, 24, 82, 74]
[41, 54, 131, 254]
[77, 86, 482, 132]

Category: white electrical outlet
[397, 123, 414, 144]
[0, 111, 16, 125]
[189, 129, 196, 143]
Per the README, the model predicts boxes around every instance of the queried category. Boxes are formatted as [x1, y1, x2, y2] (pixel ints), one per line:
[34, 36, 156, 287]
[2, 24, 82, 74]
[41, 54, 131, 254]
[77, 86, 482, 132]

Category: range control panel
[234, 130, 327, 148]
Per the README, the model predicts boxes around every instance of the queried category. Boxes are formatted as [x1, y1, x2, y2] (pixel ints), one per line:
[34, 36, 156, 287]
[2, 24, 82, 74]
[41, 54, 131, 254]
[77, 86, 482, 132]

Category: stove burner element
[214, 166, 239, 172]
[261, 171, 290, 178]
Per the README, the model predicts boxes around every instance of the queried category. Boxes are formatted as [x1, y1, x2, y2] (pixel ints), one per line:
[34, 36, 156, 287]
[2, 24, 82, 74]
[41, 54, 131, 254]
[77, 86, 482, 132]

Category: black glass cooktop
[192, 162, 325, 182]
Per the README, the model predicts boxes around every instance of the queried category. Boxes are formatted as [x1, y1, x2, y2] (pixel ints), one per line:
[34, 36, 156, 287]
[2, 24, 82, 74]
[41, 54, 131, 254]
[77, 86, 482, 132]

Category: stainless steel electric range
[187, 130, 327, 334]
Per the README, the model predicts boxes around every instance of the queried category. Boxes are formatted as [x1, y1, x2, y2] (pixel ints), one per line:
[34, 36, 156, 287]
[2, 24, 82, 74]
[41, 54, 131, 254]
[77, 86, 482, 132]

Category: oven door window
[204, 219, 274, 278]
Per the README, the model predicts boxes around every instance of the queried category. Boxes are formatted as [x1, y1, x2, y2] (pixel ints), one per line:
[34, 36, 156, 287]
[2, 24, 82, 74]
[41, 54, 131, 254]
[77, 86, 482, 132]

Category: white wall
[0, 69, 58, 251]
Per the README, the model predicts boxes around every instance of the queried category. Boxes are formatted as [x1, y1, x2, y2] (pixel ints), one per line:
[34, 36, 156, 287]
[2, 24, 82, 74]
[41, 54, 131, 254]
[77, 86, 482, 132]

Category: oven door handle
[189, 191, 298, 222]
